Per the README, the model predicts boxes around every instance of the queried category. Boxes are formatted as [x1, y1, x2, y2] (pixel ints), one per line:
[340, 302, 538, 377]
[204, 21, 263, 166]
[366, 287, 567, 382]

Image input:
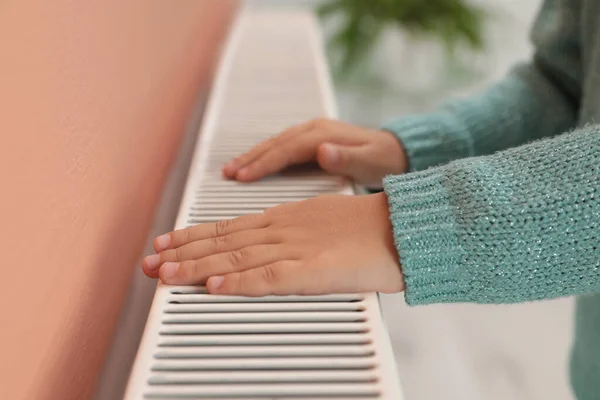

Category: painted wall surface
[0, 1, 238, 399]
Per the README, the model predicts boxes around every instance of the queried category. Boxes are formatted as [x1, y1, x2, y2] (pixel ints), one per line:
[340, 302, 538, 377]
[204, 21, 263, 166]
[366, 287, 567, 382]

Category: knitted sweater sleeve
[382, 0, 582, 172]
[383, 125, 600, 305]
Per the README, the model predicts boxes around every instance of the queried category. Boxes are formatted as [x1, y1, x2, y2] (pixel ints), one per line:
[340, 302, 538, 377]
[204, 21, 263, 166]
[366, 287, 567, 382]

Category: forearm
[383, 0, 582, 172]
[383, 63, 578, 171]
[383, 124, 600, 305]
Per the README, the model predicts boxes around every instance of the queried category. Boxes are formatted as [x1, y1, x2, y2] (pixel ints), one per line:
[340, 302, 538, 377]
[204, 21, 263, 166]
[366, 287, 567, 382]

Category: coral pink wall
[0, 1, 238, 399]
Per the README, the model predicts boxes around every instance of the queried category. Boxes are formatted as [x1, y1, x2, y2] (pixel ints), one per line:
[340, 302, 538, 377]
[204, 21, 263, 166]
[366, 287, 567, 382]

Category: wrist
[379, 129, 409, 174]
[370, 191, 405, 293]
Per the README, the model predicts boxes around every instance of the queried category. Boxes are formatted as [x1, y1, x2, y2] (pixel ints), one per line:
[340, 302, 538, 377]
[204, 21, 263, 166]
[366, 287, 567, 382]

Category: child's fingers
[144, 192, 404, 296]
[206, 260, 310, 296]
[235, 135, 321, 182]
[154, 213, 269, 252]
[158, 244, 291, 285]
[222, 138, 276, 178]
[144, 228, 274, 273]
[223, 121, 313, 178]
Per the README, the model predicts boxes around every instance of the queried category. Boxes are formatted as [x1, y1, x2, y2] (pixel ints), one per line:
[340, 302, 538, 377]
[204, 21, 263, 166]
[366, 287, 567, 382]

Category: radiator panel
[125, 8, 402, 400]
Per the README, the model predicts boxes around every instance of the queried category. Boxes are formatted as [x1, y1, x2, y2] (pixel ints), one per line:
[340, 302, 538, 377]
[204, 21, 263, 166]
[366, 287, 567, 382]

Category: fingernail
[155, 234, 170, 251]
[144, 254, 161, 270]
[161, 262, 180, 278]
[208, 276, 224, 290]
[237, 168, 249, 180]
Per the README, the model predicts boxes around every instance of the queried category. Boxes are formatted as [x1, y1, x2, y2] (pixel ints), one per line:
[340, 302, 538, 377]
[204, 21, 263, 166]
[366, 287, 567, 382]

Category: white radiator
[125, 7, 403, 400]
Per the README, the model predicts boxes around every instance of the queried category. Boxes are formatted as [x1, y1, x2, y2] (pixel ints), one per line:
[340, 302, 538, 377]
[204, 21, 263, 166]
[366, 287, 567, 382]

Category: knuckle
[181, 228, 190, 245]
[261, 265, 279, 286]
[210, 234, 227, 249]
[174, 247, 183, 262]
[233, 272, 246, 293]
[159, 249, 172, 263]
[188, 260, 199, 276]
[227, 249, 244, 268]
[215, 219, 232, 237]
[189, 260, 206, 282]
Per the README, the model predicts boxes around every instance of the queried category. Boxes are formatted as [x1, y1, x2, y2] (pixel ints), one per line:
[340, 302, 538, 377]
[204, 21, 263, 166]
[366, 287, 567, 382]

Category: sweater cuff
[383, 169, 470, 305]
[382, 113, 472, 172]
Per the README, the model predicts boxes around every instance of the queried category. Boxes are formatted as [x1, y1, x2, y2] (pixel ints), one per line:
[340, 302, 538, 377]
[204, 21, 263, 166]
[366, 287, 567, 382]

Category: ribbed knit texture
[381, 1, 600, 398]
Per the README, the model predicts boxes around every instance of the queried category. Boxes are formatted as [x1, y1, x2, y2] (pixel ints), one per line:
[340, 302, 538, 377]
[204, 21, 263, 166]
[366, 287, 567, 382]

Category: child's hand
[142, 192, 404, 296]
[222, 119, 408, 187]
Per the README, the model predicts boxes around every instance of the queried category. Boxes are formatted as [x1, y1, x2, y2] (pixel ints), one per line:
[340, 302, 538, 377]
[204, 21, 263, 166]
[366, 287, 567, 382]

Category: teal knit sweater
[381, 1, 600, 398]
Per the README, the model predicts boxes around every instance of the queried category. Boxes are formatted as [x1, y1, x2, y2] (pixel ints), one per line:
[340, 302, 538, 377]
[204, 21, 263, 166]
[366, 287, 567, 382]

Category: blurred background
[251, 1, 574, 399]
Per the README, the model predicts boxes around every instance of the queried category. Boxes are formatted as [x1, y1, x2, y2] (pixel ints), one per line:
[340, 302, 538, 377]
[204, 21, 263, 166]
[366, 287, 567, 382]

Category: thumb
[317, 143, 368, 178]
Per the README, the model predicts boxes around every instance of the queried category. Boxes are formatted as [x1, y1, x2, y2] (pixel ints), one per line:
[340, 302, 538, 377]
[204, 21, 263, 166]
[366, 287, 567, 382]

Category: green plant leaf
[318, 0, 485, 79]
